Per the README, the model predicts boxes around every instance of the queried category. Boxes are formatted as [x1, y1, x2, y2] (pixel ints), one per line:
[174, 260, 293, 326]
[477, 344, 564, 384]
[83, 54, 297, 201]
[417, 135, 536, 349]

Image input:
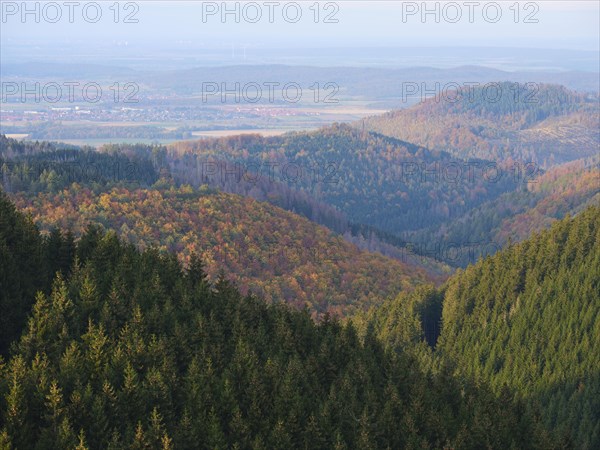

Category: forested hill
[11, 185, 442, 317]
[362, 205, 600, 448]
[438, 204, 600, 447]
[0, 191, 548, 449]
[362, 83, 599, 166]
[169, 123, 519, 234]
[1, 135, 451, 318]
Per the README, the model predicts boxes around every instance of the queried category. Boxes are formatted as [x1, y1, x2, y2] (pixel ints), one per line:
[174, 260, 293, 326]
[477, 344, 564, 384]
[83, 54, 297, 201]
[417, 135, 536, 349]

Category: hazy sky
[1, 1, 598, 50]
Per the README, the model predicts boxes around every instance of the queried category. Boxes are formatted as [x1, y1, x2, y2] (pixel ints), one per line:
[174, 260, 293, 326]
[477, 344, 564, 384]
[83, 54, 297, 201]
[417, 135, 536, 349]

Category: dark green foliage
[433, 83, 590, 124]
[438, 205, 600, 448]
[365, 206, 600, 449]
[0, 191, 47, 355]
[0, 138, 160, 194]
[0, 135, 60, 157]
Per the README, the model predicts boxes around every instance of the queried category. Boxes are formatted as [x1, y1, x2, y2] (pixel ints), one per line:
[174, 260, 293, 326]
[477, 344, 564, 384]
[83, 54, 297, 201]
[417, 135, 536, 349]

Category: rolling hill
[10, 185, 444, 318]
[363, 83, 599, 167]
[1, 135, 448, 317]
[168, 124, 520, 235]
[166, 123, 598, 268]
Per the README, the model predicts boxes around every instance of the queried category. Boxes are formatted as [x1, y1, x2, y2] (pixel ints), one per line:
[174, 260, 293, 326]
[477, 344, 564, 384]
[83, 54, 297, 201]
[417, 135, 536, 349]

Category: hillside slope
[363, 83, 599, 166]
[11, 185, 441, 317]
[438, 205, 600, 447]
[362, 206, 600, 448]
[169, 124, 519, 235]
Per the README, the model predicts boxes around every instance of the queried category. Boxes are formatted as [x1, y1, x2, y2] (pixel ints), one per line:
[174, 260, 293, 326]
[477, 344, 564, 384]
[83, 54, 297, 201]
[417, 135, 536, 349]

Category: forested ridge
[0, 138, 161, 195]
[4, 130, 596, 273]
[168, 124, 520, 234]
[166, 124, 598, 266]
[438, 205, 600, 448]
[362, 206, 600, 448]
[1, 136, 447, 318]
[11, 185, 439, 317]
[0, 191, 548, 449]
[363, 83, 599, 166]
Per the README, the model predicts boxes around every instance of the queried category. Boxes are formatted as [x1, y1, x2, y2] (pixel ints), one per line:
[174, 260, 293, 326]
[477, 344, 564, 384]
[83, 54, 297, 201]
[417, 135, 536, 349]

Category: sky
[1, 1, 598, 48]
[1, 1, 598, 71]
